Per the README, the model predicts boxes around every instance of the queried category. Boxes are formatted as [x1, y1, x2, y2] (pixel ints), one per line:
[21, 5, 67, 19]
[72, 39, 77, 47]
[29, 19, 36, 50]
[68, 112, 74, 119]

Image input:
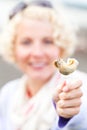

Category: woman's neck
[26, 79, 46, 97]
[26, 76, 53, 97]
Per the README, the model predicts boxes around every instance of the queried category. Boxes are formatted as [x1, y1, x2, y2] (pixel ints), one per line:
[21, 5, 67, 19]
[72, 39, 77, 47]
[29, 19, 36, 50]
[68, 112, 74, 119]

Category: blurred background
[0, 0, 87, 87]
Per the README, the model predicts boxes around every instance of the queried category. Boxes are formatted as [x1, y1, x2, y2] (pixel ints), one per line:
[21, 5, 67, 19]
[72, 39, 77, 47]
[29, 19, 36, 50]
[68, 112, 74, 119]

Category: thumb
[53, 80, 66, 103]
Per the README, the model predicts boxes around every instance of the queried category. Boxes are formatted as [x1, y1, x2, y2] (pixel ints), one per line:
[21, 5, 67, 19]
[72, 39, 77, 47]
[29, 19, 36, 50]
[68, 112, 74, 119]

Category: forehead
[16, 18, 53, 37]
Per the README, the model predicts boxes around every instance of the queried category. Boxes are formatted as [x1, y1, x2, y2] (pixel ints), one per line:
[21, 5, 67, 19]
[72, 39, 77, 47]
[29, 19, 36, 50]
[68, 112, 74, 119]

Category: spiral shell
[54, 58, 79, 75]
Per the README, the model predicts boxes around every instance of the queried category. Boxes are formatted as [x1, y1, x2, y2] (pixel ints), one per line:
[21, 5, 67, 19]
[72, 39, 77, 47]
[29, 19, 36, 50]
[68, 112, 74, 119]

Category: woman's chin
[27, 71, 53, 82]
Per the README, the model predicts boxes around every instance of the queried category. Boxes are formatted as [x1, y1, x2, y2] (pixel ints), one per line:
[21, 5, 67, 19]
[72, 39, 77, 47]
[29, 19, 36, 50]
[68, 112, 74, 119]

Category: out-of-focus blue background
[0, 0, 87, 87]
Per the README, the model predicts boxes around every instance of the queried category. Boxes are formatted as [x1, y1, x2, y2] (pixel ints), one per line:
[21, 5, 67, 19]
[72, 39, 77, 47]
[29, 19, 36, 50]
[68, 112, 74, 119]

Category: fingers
[57, 98, 82, 108]
[53, 80, 66, 102]
[53, 79, 83, 118]
[59, 87, 83, 100]
[56, 107, 80, 118]
[53, 79, 82, 102]
[63, 80, 82, 92]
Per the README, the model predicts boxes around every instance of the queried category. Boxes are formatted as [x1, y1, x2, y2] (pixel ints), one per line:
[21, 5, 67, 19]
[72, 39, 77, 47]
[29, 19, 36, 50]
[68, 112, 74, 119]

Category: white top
[0, 70, 87, 130]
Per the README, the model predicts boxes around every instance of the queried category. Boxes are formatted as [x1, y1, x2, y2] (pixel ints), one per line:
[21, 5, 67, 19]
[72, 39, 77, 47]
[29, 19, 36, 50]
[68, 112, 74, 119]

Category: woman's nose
[31, 42, 44, 56]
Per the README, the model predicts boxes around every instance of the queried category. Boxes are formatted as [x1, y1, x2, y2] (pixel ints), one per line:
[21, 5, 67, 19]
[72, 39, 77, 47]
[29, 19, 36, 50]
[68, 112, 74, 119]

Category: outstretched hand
[53, 79, 83, 118]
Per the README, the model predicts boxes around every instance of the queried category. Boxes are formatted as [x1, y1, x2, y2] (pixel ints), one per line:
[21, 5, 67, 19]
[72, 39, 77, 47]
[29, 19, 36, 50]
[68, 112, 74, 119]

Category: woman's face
[14, 18, 60, 81]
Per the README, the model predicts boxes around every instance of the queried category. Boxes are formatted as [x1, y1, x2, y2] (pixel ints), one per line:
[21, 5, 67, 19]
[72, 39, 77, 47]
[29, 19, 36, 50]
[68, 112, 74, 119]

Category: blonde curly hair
[0, 1, 77, 64]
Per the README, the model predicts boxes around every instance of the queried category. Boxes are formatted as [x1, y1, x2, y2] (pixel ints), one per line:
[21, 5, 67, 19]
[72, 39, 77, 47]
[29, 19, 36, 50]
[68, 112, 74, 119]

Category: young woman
[0, 0, 87, 130]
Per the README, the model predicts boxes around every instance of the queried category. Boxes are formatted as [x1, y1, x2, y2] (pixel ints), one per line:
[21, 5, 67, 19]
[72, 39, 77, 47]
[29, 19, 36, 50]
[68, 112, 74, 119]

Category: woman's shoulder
[75, 70, 87, 94]
[0, 78, 20, 99]
[72, 70, 87, 81]
[68, 70, 87, 93]
[77, 70, 87, 76]
[0, 78, 20, 110]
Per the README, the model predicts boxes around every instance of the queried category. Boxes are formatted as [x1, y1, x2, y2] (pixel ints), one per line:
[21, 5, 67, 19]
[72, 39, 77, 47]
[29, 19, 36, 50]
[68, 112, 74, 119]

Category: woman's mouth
[29, 62, 47, 70]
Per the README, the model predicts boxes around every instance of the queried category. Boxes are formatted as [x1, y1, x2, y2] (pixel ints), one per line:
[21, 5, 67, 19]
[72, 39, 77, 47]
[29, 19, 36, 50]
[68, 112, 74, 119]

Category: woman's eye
[43, 39, 53, 45]
[21, 39, 32, 45]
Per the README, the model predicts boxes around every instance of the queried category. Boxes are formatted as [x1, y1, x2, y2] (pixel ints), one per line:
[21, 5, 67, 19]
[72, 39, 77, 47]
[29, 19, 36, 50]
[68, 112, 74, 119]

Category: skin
[53, 79, 83, 118]
[14, 18, 83, 118]
[14, 18, 60, 95]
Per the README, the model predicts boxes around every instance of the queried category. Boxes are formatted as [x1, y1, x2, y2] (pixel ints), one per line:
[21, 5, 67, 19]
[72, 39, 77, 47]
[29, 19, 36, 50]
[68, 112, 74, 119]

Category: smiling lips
[29, 62, 47, 70]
